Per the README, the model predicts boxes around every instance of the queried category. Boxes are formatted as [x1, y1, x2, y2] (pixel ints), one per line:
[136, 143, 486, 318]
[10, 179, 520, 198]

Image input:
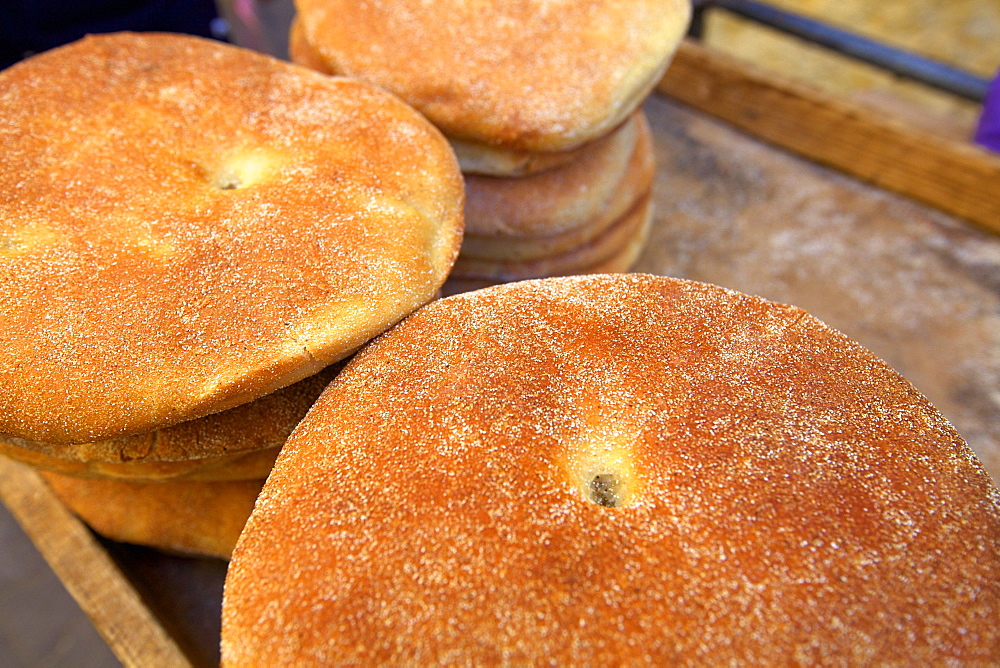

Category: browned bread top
[222, 274, 1000, 664]
[295, 0, 690, 153]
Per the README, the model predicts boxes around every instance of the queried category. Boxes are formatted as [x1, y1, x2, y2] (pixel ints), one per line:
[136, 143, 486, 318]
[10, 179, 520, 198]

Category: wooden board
[0, 457, 192, 667]
[658, 40, 1000, 235]
[2, 42, 999, 667]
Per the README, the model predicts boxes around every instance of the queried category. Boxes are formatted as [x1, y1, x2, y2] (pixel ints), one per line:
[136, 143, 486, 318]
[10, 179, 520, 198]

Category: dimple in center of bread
[208, 147, 287, 191]
[563, 412, 641, 508]
[588, 473, 623, 507]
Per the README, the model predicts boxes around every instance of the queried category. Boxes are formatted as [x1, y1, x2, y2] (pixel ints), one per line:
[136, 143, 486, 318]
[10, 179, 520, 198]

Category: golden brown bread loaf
[288, 14, 584, 177]
[447, 114, 655, 290]
[461, 111, 650, 241]
[288, 14, 665, 177]
[459, 114, 655, 265]
[292, 0, 690, 155]
[42, 472, 263, 560]
[0, 32, 464, 446]
[222, 274, 1000, 664]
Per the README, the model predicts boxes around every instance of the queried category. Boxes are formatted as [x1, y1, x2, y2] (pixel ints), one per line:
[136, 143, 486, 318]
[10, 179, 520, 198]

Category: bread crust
[0, 363, 340, 481]
[441, 215, 650, 296]
[290, 16, 655, 177]
[223, 274, 1000, 664]
[0, 33, 464, 444]
[450, 193, 652, 281]
[0, 441, 279, 482]
[294, 0, 690, 152]
[447, 134, 615, 178]
[461, 112, 655, 258]
[42, 472, 263, 559]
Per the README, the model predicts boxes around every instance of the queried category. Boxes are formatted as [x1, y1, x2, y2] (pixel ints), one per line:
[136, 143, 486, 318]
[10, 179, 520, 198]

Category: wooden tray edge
[0, 457, 192, 668]
[658, 39, 1000, 235]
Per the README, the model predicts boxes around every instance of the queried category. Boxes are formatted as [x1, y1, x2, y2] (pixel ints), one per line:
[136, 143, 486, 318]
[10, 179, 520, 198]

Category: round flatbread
[222, 274, 1000, 664]
[293, 0, 690, 153]
[463, 111, 643, 238]
[0, 32, 464, 445]
[289, 16, 654, 178]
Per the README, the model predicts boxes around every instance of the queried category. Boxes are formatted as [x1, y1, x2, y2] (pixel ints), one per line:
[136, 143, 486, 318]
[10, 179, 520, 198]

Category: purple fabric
[974, 70, 1000, 153]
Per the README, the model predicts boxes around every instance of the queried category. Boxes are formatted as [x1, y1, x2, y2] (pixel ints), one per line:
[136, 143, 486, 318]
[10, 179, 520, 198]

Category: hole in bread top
[565, 422, 641, 509]
[208, 149, 285, 191]
[589, 473, 623, 507]
[213, 172, 242, 190]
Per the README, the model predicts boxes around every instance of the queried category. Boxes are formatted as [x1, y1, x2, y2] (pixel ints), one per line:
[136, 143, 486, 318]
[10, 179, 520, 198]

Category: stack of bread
[287, 0, 691, 293]
[0, 32, 464, 559]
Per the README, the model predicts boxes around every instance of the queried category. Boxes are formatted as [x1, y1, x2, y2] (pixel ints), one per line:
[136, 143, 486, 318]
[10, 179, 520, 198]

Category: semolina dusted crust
[293, 0, 690, 153]
[288, 15, 651, 178]
[0, 440, 280, 483]
[440, 214, 650, 296]
[222, 274, 1000, 665]
[461, 111, 643, 239]
[0, 32, 464, 445]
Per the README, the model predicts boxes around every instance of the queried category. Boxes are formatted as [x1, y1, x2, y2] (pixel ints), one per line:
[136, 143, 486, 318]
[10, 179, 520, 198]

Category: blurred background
[700, 0, 999, 142]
